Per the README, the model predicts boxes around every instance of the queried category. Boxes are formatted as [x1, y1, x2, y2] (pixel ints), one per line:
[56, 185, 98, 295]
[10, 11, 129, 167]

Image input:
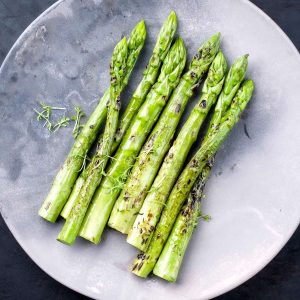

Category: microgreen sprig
[34, 102, 86, 136]
[71, 106, 86, 139]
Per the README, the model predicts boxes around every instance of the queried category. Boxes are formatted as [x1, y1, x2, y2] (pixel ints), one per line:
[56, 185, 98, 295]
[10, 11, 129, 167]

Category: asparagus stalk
[111, 49, 225, 235]
[79, 38, 187, 244]
[60, 12, 176, 220]
[127, 53, 248, 251]
[131, 79, 254, 277]
[60, 169, 87, 219]
[60, 150, 99, 219]
[57, 37, 128, 245]
[39, 20, 146, 222]
[153, 163, 212, 282]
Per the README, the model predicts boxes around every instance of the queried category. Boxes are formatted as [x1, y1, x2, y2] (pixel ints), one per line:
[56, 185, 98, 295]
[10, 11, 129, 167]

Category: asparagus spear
[127, 53, 247, 251]
[131, 79, 254, 277]
[110, 49, 225, 235]
[39, 20, 146, 222]
[153, 163, 212, 282]
[79, 38, 187, 244]
[60, 12, 177, 220]
[57, 37, 128, 245]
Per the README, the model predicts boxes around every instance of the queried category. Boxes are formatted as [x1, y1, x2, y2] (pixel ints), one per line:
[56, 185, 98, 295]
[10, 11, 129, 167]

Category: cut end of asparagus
[79, 227, 101, 245]
[127, 233, 149, 251]
[153, 269, 176, 282]
[57, 221, 78, 246]
[131, 253, 154, 278]
[108, 218, 131, 235]
[38, 207, 57, 223]
[56, 236, 74, 246]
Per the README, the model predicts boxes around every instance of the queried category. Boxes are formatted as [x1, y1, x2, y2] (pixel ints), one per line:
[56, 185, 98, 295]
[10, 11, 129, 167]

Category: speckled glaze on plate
[0, 0, 300, 299]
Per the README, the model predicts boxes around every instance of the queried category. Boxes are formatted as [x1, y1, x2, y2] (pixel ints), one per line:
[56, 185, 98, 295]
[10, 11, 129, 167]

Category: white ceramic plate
[0, 0, 300, 299]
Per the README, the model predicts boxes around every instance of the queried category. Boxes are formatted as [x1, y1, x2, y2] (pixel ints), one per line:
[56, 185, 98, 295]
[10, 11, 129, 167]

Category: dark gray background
[0, 0, 299, 299]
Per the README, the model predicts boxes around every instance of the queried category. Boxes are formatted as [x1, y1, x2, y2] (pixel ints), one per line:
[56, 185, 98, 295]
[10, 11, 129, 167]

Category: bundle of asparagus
[109, 34, 222, 234]
[127, 54, 248, 251]
[131, 79, 254, 279]
[153, 80, 254, 282]
[79, 36, 186, 244]
[38, 10, 255, 282]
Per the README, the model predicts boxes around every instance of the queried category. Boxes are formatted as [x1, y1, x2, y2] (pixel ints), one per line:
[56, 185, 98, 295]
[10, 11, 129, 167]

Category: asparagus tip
[210, 32, 221, 42]
[243, 78, 255, 90]
[136, 19, 146, 31]
[175, 36, 185, 48]
[169, 10, 177, 18]
[166, 10, 177, 26]
[202, 32, 221, 51]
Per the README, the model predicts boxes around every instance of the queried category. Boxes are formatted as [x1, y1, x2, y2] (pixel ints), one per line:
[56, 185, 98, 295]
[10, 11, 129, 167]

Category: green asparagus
[60, 12, 176, 219]
[39, 20, 146, 222]
[79, 38, 187, 244]
[153, 163, 212, 282]
[111, 49, 225, 236]
[127, 52, 248, 252]
[131, 79, 254, 277]
[57, 37, 128, 245]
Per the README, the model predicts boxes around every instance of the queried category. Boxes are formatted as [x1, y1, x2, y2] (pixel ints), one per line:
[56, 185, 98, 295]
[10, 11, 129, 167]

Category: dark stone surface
[0, 0, 299, 299]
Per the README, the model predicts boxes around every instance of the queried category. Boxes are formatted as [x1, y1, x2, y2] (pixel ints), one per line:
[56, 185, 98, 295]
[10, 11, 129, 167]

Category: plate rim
[0, 0, 299, 299]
